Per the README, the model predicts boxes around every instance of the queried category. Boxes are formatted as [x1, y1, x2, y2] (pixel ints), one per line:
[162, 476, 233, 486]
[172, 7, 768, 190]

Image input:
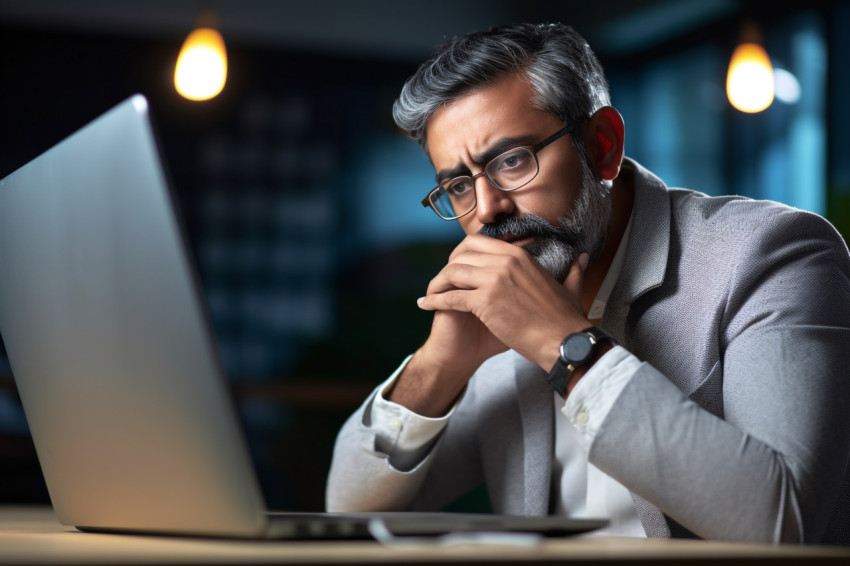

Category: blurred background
[1, 0, 847, 511]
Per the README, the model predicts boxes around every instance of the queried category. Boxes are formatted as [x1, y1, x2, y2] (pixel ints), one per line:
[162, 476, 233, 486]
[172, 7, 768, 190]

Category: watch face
[562, 333, 594, 365]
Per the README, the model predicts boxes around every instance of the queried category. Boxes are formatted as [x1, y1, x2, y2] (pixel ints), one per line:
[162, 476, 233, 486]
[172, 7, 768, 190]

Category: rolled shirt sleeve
[370, 356, 462, 472]
[561, 345, 643, 450]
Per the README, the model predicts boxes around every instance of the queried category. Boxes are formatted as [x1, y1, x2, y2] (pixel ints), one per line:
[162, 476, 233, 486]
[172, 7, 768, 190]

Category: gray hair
[392, 23, 611, 153]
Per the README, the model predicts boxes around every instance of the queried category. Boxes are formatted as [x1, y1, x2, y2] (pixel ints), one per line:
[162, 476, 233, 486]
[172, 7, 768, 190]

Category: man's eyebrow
[435, 164, 471, 185]
[434, 136, 535, 184]
[472, 136, 532, 164]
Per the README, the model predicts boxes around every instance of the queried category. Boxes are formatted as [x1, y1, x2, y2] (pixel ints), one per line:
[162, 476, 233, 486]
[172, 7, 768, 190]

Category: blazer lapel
[605, 159, 671, 348]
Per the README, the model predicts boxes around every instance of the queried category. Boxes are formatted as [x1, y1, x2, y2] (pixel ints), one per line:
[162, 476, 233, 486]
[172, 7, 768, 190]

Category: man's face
[424, 74, 611, 282]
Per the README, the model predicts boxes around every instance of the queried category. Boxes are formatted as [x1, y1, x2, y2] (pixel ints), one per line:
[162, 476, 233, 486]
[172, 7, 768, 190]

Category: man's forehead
[425, 75, 556, 137]
[424, 78, 534, 133]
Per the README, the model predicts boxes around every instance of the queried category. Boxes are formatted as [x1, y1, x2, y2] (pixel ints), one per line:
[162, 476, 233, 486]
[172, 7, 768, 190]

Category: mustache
[478, 214, 581, 245]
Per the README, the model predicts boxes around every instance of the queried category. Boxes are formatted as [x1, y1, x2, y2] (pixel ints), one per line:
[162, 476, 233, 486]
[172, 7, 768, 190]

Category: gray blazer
[326, 159, 850, 544]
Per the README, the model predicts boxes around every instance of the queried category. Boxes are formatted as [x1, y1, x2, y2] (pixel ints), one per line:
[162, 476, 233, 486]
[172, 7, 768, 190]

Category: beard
[477, 157, 613, 283]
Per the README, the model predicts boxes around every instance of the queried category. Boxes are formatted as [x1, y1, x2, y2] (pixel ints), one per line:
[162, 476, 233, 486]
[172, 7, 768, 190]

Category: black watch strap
[547, 326, 616, 396]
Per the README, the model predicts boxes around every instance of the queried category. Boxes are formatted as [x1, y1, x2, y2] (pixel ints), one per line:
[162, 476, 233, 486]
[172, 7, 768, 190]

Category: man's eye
[446, 179, 473, 196]
[496, 151, 529, 170]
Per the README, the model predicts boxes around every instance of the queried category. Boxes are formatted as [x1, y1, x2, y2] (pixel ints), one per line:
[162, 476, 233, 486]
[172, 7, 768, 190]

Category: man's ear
[586, 106, 625, 181]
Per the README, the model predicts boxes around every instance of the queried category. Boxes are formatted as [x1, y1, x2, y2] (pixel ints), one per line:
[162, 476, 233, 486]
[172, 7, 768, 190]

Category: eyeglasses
[421, 121, 578, 220]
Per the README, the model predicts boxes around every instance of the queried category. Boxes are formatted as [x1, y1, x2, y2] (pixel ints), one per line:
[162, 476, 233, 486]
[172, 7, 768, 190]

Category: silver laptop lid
[0, 95, 267, 537]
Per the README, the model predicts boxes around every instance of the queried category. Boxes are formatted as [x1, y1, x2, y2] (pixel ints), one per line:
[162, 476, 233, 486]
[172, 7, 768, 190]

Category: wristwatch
[547, 327, 616, 396]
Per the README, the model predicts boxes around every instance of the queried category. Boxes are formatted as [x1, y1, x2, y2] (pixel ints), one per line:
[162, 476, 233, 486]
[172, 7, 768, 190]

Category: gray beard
[478, 165, 612, 283]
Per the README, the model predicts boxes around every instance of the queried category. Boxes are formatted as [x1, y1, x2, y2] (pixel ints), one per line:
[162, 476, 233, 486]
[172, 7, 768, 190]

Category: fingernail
[579, 253, 590, 270]
[417, 297, 425, 305]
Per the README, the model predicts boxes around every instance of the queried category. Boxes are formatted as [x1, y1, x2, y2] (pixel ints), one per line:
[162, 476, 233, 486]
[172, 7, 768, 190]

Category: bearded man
[326, 22, 850, 544]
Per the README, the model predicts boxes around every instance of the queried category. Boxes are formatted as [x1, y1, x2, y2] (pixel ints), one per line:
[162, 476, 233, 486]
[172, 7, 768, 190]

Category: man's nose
[474, 176, 515, 224]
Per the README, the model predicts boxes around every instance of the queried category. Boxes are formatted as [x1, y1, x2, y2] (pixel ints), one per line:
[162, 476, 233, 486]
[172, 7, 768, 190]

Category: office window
[610, 11, 826, 215]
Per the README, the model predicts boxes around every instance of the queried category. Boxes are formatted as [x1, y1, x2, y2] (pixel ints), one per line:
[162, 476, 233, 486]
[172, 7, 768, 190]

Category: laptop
[0, 95, 607, 540]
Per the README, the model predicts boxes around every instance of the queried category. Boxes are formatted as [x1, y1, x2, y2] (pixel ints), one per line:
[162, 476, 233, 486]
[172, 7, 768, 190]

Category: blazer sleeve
[588, 208, 850, 543]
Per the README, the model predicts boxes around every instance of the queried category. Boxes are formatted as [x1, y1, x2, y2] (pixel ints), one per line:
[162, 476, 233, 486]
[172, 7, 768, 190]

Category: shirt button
[390, 418, 403, 430]
[575, 411, 590, 426]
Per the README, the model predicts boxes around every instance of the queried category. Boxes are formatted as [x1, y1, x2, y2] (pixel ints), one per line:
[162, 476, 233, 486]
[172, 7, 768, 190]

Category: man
[326, 23, 850, 544]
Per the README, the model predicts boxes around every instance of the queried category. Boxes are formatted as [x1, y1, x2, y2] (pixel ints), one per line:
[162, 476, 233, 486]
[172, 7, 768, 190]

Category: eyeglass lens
[432, 147, 539, 219]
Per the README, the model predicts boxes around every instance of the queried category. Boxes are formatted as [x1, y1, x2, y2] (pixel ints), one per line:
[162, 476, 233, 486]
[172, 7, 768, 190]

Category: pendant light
[174, 9, 228, 101]
[726, 21, 774, 113]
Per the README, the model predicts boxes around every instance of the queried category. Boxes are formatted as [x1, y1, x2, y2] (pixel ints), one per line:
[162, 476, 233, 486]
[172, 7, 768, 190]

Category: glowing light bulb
[726, 42, 774, 113]
[174, 27, 227, 101]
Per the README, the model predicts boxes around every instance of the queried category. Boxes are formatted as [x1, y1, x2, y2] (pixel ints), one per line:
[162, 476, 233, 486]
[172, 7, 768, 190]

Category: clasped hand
[417, 234, 591, 377]
[388, 235, 591, 416]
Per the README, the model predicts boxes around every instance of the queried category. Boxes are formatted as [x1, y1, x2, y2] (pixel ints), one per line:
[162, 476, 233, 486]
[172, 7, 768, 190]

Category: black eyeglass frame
[420, 120, 581, 221]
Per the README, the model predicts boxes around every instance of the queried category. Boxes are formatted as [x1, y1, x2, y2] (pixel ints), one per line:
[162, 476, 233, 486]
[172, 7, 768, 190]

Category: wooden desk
[1, 506, 849, 565]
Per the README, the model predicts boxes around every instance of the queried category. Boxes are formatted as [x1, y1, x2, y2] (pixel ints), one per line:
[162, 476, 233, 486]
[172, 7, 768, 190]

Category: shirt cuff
[560, 346, 641, 451]
[369, 355, 461, 470]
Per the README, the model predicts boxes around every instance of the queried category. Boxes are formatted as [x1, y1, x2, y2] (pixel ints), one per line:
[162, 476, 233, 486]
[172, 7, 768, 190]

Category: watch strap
[547, 326, 616, 396]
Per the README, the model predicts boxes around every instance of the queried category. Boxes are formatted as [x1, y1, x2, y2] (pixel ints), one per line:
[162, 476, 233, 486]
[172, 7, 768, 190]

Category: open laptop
[0, 95, 607, 540]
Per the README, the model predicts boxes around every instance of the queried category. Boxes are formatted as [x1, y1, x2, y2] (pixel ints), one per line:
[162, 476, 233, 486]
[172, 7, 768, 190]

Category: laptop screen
[0, 95, 270, 536]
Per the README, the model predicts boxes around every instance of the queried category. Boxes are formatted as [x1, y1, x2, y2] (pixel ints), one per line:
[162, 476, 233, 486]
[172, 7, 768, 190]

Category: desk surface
[1, 506, 849, 565]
